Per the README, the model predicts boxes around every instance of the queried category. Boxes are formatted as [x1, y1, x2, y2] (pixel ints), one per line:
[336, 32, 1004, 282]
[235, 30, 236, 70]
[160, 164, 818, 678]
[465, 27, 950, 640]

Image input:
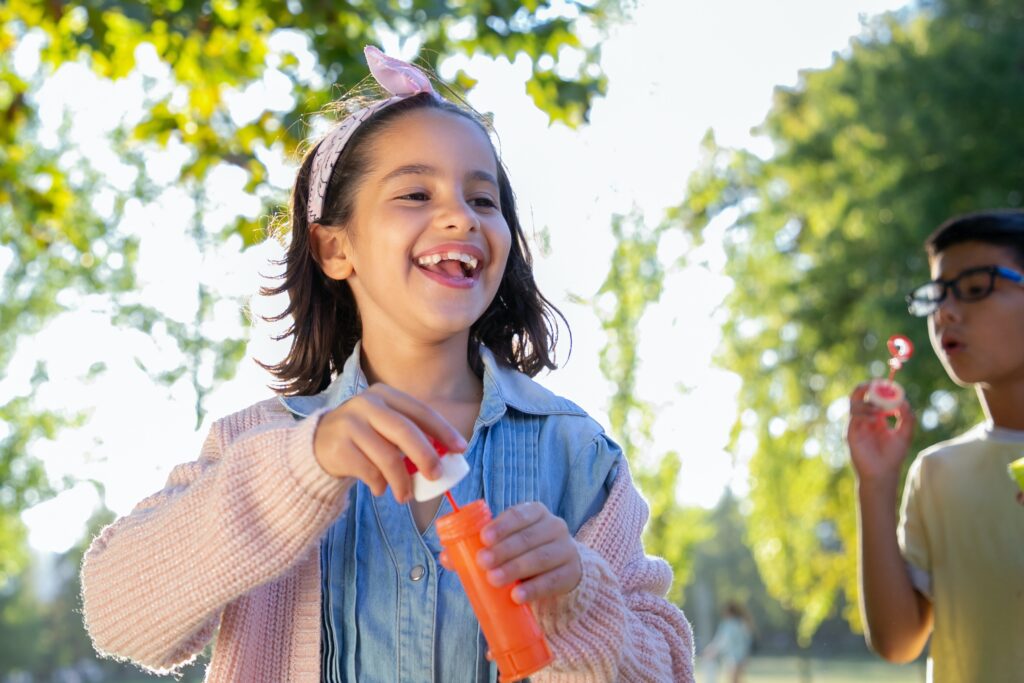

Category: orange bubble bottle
[436, 497, 553, 682]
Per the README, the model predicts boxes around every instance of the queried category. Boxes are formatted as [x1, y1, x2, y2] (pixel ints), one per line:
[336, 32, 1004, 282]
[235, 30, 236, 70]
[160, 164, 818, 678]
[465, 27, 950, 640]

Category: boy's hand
[442, 502, 582, 604]
[312, 384, 467, 503]
[847, 382, 915, 484]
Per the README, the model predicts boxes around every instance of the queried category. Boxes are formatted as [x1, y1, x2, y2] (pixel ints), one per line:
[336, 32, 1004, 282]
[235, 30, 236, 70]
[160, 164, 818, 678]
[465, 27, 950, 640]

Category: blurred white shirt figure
[702, 601, 755, 683]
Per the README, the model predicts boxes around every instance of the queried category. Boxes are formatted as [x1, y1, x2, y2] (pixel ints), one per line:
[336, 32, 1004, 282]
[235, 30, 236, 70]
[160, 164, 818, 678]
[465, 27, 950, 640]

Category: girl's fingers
[331, 433, 388, 495]
[508, 559, 581, 603]
[480, 502, 548, 547]
[477, 505, 571, 572]
[356, 398, 443, 480]
[315, 383, 468, 493]
[457, 499, 583, 602]
[371, 384, 467, 453]
[348, 421, 414, 502]
[484, 538, 570, 587]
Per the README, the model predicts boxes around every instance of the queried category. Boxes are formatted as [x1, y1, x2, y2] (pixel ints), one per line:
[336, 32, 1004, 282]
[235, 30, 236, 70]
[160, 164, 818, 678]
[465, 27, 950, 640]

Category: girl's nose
[439, 197, 479, 232]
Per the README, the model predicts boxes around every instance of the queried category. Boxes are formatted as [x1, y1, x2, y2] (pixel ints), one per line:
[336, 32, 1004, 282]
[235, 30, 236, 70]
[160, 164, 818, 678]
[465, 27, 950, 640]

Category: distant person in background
[702, 600, 755, 683]
[847, 210, 1024, 682]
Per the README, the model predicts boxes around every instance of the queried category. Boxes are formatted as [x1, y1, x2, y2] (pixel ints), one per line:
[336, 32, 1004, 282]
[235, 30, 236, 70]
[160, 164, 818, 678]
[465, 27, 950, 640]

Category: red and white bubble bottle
[406, 439, 553, 682]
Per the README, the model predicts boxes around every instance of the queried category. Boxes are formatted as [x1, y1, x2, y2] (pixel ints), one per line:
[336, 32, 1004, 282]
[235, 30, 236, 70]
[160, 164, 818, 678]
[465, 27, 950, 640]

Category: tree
[0, 0, 623, 581]
[683, 492, 789, 651]
[592, 210, 710, 601]
[673, 0, 1024, 642]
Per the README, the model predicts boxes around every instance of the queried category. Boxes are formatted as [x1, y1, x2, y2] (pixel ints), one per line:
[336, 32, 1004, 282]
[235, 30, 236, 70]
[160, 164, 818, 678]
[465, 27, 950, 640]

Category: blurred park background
[3, 0, 1023, 680]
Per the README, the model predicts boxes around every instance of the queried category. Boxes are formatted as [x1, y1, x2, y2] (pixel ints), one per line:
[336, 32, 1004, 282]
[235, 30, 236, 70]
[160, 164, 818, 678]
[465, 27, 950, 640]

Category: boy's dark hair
[925, 209, 1024, 267]
[262, 92, 566, 396]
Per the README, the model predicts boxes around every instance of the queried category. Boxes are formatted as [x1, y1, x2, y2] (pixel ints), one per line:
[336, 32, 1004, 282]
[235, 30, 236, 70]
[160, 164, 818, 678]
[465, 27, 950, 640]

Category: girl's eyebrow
[380, 164, 498, 187]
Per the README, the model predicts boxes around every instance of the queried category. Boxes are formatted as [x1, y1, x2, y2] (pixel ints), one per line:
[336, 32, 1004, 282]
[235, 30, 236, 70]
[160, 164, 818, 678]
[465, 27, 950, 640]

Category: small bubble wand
[886, 335, 914, 381]
[865, 334, 914, 415]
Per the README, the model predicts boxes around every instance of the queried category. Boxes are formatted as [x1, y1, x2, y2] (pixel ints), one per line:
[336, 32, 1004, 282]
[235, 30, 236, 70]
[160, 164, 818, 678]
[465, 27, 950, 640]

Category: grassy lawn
[700, 655, 926, 683]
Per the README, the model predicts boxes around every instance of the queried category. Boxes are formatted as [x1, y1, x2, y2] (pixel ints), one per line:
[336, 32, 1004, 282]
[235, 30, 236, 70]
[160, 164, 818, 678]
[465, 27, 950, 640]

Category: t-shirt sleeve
[898, 453, 933, 599]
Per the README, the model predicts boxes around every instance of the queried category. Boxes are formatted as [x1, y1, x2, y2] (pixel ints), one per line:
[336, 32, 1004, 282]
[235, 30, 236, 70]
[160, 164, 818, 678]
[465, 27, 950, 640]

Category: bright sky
[11, 0, 909, 553]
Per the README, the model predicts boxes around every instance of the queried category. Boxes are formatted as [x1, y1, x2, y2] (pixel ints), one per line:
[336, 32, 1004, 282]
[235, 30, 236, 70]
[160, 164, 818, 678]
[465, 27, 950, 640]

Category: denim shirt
[279, 344, 622, 683]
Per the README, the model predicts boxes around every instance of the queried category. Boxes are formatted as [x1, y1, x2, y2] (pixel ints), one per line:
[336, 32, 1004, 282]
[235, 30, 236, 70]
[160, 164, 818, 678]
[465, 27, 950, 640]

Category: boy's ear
[310, 223, 354, 280]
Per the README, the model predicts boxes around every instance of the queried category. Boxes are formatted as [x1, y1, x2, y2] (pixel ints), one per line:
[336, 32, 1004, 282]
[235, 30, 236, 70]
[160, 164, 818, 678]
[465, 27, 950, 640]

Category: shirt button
[410, 565, 426, 581]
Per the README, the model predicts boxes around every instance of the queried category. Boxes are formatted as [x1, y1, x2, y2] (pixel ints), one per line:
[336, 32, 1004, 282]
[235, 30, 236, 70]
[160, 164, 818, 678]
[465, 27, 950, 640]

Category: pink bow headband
[306, 46, 436, 225]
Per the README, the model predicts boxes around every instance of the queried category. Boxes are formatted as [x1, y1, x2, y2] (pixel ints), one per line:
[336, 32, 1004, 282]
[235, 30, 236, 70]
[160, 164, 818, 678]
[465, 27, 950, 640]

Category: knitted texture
[81, 399, 694, 681]
[533, 464, 696, 682]
[81, 398, 351, 679]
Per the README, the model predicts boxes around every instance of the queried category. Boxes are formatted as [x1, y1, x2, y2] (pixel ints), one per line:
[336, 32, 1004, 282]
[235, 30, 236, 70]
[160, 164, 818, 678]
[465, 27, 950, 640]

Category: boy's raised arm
[856, 475, 933, 661]
[847, 384, 933, 662]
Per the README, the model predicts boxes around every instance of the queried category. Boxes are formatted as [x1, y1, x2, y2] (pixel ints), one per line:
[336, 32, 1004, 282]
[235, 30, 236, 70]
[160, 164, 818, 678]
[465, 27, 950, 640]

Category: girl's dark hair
[926, 209, 1024, 268]
[261, 92, 567, 396]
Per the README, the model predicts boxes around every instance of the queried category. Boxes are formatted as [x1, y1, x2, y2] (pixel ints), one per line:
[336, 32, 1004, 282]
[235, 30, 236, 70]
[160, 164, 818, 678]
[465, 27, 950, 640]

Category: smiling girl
[80, 47, 694, 682]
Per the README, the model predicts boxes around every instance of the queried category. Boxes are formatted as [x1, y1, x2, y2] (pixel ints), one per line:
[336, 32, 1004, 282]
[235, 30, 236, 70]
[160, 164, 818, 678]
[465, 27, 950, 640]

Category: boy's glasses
[905, 265, 1024, 317]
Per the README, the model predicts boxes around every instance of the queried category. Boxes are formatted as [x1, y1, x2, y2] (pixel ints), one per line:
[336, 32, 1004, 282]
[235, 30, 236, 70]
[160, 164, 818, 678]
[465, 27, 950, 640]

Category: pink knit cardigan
[81, 398, 695, 682]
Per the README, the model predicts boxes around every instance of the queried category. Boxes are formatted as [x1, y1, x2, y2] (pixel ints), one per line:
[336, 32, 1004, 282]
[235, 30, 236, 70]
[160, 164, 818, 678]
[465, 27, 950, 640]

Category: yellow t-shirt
[899, 424, 1024, 683]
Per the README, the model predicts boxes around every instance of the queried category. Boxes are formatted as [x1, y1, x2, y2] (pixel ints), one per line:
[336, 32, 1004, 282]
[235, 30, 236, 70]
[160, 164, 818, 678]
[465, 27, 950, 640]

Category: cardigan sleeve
[532, 458, 696, 682]
[80, 400, 354, 673]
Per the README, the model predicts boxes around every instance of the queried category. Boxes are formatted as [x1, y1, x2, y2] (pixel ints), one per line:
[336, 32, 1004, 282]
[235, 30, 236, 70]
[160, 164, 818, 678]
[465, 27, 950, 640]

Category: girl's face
[334, 108, 512, 345]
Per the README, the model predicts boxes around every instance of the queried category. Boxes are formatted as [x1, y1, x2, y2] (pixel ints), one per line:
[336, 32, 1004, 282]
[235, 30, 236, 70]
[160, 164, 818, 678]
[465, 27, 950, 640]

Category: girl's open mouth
[415, 250, 482, 288]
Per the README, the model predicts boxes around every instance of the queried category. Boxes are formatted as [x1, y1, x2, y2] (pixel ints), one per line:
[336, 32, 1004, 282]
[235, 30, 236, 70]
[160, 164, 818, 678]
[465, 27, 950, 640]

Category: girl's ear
[310, 223, 355, 280]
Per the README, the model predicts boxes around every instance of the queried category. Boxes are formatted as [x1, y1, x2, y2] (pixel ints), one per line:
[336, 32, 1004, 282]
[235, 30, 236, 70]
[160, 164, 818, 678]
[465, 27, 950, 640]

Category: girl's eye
[398, 191, 430, 201]
[471, 196, 499, 209]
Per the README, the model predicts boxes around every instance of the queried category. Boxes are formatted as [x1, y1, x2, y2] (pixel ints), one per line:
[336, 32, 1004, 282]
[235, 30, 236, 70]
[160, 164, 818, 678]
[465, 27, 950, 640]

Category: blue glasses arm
[995, 266, 1024, 285]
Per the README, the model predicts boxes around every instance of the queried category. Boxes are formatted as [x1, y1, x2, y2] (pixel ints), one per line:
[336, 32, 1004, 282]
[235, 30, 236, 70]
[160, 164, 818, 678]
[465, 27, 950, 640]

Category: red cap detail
[403, 436, 451, 474]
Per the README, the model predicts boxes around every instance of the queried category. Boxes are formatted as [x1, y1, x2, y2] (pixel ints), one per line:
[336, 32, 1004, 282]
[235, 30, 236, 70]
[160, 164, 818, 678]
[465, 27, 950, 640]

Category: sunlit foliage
[673, 0, 1024, 642]
[0, 0, 621, 583]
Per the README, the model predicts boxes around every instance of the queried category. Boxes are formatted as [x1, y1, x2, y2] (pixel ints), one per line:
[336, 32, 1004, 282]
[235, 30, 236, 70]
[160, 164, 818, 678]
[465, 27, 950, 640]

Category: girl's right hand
[312, 384, 467, 503]
[846, 382, 915, 484]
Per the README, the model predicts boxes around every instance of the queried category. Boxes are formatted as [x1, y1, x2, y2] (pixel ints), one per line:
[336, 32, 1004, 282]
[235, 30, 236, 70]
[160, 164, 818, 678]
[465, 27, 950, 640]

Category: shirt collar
[980, 421, 1024, 443]
[279, 343, 584, 422]
[278, 341, 369, 419]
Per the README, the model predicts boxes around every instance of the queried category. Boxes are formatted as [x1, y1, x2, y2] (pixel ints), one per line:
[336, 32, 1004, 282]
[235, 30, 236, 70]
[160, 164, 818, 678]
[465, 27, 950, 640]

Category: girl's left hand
[440, 502, 582, 604]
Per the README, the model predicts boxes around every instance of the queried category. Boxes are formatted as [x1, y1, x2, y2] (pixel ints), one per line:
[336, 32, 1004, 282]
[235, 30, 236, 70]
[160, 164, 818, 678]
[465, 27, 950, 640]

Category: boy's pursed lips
[940, 333, 964, 354]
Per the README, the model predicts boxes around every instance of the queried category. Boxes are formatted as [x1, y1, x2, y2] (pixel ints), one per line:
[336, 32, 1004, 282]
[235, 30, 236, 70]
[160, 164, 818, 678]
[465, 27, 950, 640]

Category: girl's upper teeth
[417, 252, 479, 269]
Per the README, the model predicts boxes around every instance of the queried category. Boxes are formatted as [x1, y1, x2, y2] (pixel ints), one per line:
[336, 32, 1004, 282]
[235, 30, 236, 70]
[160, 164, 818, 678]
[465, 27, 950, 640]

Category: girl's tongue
[421, 259, 469, 278]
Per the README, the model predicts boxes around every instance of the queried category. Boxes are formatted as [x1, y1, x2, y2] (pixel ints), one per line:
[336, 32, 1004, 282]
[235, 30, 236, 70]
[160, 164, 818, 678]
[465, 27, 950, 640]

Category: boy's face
[928, 241, 1024, 388]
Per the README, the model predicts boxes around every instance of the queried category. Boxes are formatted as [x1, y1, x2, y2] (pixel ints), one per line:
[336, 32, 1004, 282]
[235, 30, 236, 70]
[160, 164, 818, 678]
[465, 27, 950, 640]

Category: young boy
[846, 210, 1024, 682]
